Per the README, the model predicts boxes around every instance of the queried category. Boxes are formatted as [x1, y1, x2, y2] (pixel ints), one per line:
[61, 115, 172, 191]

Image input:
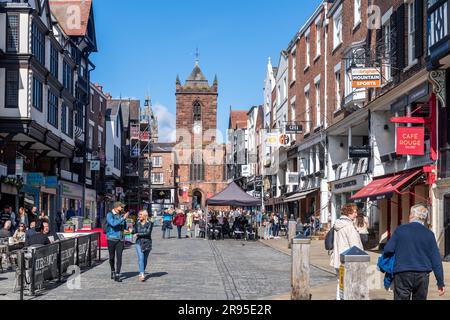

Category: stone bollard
[339, 247, 370, 300]
[288, 219, 297, 249]
[291, 235, 311, 300]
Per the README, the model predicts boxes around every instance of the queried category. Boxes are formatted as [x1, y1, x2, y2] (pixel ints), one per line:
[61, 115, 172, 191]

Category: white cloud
[153, 103, 176, 143]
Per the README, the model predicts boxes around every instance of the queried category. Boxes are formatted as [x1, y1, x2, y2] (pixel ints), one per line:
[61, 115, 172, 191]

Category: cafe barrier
[20, 232, 101, 298]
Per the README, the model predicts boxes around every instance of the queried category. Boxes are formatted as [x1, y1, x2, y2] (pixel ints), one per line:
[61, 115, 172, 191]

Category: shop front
[283, 189, 318, 221]
[85, 188, 97, 221]
[352, 169, 431, 248]
[60, 181, 83, 218]
[331, 174, 372, 221]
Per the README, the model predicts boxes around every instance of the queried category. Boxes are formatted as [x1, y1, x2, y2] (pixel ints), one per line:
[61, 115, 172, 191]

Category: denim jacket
[106, 211, 128, 241]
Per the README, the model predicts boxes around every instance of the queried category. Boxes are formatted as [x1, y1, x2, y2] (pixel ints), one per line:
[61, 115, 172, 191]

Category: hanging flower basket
[0, 176, 24, 191]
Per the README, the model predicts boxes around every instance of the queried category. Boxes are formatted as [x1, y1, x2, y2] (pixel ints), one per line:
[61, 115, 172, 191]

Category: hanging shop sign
[285, 124, 303, 134]
[279, 134, 291, 147]
[349, 146, 371, 159]
[396, 127, 425, 156]
[15, 159, 23, 176]
[26, 173, 44, 187]
[286, 172, 300, 186]
[241, 165, 251, 177]
[351, 68, 381, 88]
[90, 160, 101, 172]
[44, 176, 58, 189]
[264, 132, 280, 148]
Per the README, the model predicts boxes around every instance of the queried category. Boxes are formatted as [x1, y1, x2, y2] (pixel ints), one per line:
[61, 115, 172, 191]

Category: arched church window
[193, 101, 202, 122]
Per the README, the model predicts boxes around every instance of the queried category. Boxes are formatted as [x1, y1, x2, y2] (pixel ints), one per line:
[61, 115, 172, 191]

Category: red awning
[351, 169, 423, 202]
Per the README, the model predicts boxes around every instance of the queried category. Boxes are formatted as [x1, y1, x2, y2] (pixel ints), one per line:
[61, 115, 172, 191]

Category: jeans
[194, 221, 200, 238]
[394, 272, 430, 300]
[264, 225, 271, 239]
[177, 226, 183, 239]
[107, 240, 124, 274]
[272, 224, 279, 237]
[135, 243, 151, 275]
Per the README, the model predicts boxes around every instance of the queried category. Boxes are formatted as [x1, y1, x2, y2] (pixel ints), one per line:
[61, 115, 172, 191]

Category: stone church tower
[174, 62, 227, 210]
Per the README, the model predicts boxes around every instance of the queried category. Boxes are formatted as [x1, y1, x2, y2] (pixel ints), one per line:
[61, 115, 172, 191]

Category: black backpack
[324, 226, 335, 251]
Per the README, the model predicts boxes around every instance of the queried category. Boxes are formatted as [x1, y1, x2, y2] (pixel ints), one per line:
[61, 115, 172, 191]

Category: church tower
[175, 62, 225, 210]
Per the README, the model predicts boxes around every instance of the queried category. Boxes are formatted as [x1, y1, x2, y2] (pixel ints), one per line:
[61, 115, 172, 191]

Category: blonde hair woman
[132, 210, 154, 281]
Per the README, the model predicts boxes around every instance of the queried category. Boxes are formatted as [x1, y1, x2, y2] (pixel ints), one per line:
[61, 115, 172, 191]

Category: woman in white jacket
[330, 204, 364, 300]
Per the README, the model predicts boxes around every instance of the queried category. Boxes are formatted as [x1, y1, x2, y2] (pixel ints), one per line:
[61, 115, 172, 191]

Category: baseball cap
[113, 201, 126, 209]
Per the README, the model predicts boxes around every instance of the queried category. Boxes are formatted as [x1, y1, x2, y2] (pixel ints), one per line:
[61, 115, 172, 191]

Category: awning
[284, 189, 318, 203]
[351, 169, 423, 202]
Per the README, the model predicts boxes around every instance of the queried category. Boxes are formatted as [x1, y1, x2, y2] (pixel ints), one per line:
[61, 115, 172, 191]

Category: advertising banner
[32, 244, 60, 288]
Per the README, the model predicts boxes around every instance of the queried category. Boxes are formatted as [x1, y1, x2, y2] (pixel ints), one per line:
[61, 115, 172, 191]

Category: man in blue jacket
[106, 202, 130, 282]
[384, 204, 445, 300]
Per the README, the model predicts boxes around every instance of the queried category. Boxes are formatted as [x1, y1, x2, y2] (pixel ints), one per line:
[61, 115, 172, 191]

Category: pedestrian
[383, 204, 445, 300]
[25, 220, 37, 241]
[17, 207, 29, 229]
[38, 210, 49, 222]
[105, 202, 130, 283]
[273, 213, 280, 239]
[355, 213, 370, 249]
[330, 203, 364, 300]
[25, 220, 51, 247]
[132, 210, 153, 282]
[0, 220, 13, 239]
[55, 211, 63, 233]
[173, 210, 186, 239]
[186, 210, 193, 238]
[0, 205, 12, 226]
[27, 207, 38, 224]
[12, 223, 26, 244]
[268, 213, 274, 239]
[193, 209, 201, 238]
[162, 209, 173, 239]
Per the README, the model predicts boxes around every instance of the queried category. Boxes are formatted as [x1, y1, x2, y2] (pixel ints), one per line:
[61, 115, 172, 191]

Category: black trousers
[394, 272, 430, 300]
[107, 240, 124, 274]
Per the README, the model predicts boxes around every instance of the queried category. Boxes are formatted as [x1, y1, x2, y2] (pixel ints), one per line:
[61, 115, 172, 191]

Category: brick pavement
[0, 229, 335, 300]
[260, 238, 450, 300]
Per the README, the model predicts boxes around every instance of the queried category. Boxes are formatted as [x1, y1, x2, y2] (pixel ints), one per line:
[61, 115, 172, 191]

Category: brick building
[174, 62, 227, 210]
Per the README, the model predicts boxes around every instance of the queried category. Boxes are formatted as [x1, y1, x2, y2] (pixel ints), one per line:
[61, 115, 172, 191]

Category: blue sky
[91, 0, 322, 142]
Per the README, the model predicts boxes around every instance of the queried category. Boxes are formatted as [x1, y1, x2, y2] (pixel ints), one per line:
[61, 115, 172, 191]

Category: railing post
[291, 235, 311, 300]
[288, 218, 297, 249]
[18, 250, 25, 301]
[339, 247, 371, 300]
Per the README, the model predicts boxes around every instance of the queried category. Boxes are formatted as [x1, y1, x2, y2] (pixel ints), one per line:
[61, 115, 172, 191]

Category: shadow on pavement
[146, 272, 168, 279]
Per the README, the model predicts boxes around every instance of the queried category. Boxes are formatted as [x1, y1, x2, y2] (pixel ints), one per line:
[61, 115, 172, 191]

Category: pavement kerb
[258, 239, 336, 276]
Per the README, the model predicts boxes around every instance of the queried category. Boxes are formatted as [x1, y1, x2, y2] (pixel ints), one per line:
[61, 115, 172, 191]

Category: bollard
[291, 234, 311, 300]
[339, 247, 370, 300]
[288, 219, 297, 249]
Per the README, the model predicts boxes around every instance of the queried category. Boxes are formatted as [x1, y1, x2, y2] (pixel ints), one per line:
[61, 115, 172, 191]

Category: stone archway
[192, 190, 203, 210]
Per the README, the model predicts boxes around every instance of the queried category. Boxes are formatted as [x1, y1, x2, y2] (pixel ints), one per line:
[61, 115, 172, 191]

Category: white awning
[284, 189, 318, 203]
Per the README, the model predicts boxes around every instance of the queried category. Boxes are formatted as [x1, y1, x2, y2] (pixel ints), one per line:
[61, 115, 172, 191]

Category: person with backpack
[105, 202, 130, 283]
[132, 210, 154, 282]
[383, 204, 445, 300]
[328, 204, 363, 300]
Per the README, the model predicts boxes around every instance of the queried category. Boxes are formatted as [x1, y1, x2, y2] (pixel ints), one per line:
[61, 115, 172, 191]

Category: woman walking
[355, 213, 370, 249]
[330, 204, 364, 300]
[105, 202, 129, 283]
[186, 210, 193, 238]
[173, 210, 186, 239]
[132, 210, 153, 282]
[17, 207, 29, 229]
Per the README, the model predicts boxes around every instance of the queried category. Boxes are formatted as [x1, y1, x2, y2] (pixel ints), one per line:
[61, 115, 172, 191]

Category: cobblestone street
[0, 230, 335, 300]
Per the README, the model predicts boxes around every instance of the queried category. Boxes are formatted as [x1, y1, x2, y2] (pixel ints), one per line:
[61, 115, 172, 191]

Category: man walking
[384, 204, 445, 300]
[105, 202, 129, 283]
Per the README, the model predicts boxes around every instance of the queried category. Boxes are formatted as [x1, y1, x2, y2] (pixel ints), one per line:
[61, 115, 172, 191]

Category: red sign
[396, 127, 425, 156]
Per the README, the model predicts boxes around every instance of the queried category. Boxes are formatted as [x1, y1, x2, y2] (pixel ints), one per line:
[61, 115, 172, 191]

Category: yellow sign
[339, 265, 345, 291]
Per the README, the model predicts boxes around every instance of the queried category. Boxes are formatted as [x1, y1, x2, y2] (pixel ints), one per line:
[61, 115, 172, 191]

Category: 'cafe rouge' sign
[396, 127, 425, 156]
